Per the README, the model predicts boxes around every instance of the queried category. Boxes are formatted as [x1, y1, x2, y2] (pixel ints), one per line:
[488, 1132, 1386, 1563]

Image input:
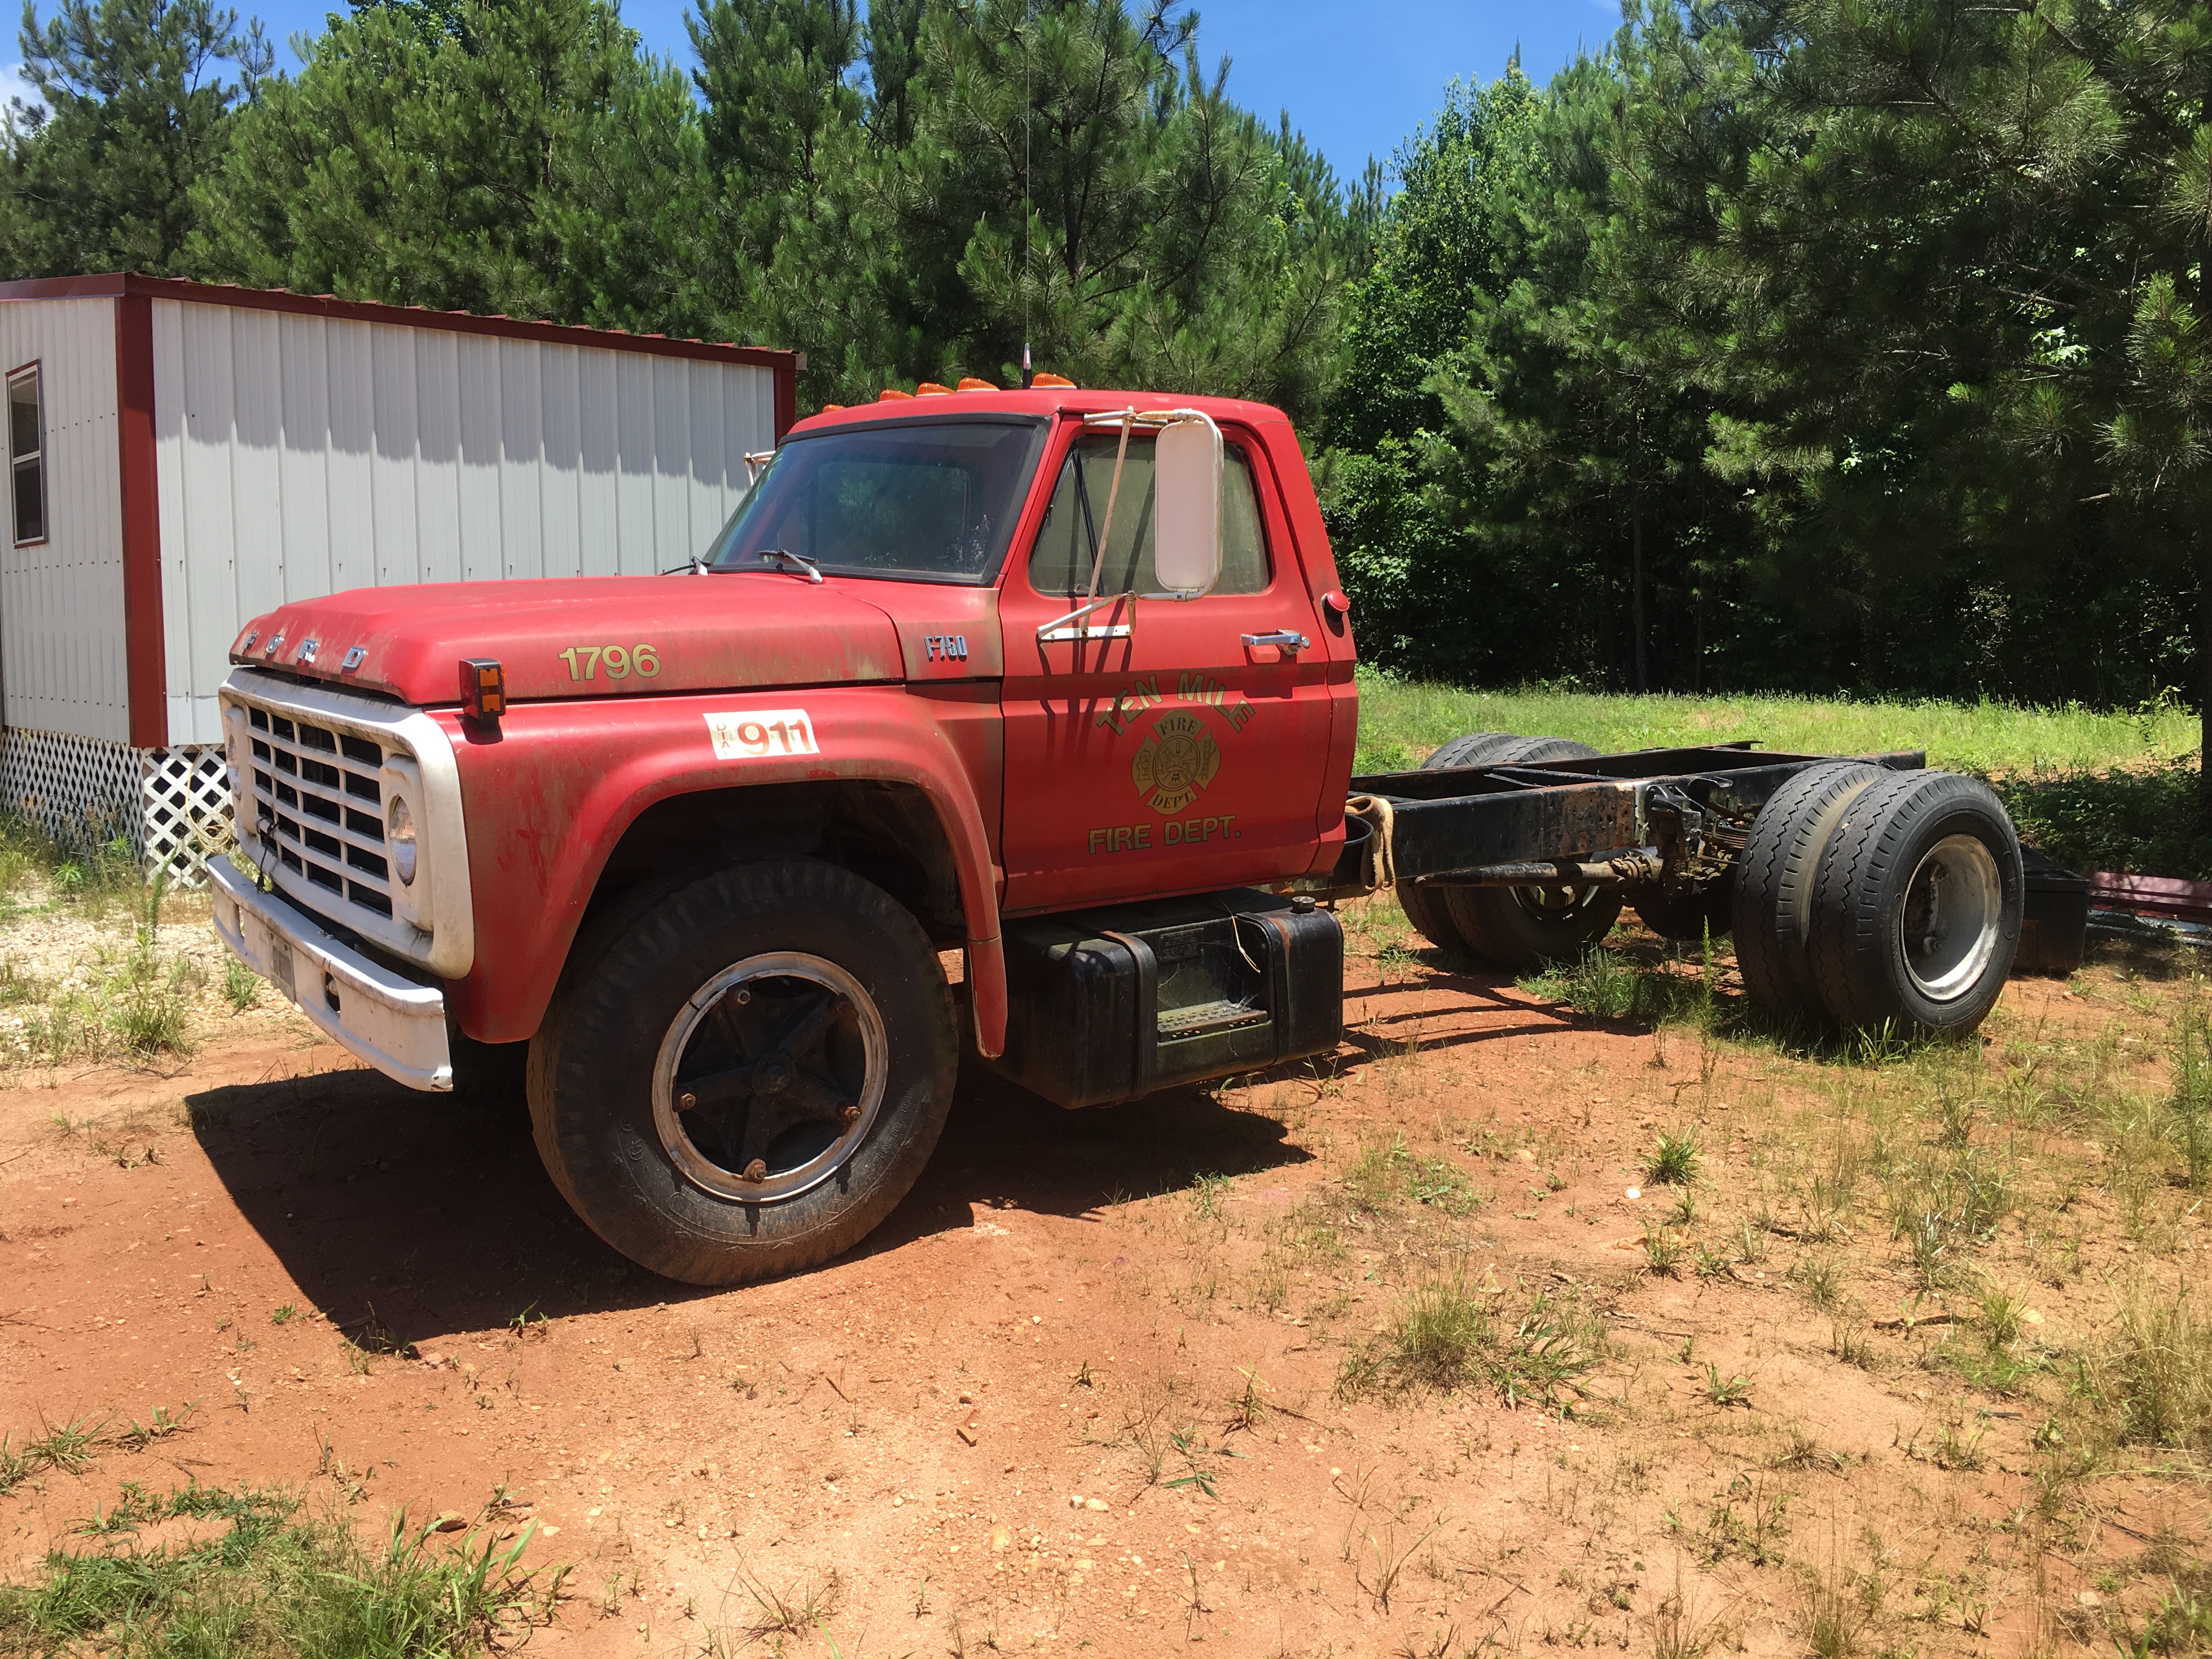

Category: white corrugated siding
[151, 300, 780, 744]
[0, 298, 129, 743]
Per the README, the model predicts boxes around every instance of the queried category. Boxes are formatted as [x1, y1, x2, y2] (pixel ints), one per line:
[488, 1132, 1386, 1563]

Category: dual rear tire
[1395, 731, 2021, 1034]
[1734, 763, 2021, 1034]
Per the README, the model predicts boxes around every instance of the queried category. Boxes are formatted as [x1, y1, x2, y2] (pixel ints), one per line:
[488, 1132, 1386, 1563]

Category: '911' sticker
[705, 708, 820, 760]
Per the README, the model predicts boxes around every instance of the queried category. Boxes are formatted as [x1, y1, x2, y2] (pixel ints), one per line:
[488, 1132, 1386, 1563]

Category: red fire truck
[209, 386, 2025, 1284]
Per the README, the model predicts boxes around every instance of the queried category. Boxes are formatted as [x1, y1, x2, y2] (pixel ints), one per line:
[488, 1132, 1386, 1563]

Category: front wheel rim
[1899, 833, 2004, 1002]
[651, 952, 889, 1203]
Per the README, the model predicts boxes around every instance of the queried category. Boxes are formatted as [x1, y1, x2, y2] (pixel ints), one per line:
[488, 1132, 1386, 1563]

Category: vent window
[8, 365, 43, 546]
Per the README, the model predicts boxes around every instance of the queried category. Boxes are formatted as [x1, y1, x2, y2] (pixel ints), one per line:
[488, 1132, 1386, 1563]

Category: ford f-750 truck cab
[211, 385, 2029, 1284]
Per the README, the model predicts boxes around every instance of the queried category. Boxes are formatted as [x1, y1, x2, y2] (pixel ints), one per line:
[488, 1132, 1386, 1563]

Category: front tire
[527, 860, 957, 1285]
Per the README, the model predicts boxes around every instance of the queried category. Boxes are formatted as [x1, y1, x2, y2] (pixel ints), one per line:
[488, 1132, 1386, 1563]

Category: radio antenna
[1022, 0, 1034, 386]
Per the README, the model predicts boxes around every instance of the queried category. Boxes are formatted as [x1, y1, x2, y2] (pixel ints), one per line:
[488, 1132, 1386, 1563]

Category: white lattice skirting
[0, 727, 235, 885]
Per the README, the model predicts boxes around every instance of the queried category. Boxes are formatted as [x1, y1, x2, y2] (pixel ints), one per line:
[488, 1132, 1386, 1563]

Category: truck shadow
[183, 1055, 1307, 1349]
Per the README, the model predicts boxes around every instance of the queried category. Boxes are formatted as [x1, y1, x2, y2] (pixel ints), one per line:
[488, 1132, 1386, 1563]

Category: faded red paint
[438, 682, 1007, 1045]
[233, 388, 1360, 1058]
[231, 575, 910, 705]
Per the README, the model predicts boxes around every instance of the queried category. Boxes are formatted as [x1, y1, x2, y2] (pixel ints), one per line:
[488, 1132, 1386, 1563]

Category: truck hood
[227, 573, 907, 705]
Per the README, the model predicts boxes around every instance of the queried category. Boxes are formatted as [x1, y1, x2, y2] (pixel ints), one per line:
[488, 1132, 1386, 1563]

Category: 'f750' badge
[1131, 711, 1220, 815]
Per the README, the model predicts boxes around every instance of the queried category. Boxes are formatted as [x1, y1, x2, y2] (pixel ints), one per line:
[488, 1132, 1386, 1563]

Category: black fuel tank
[989, 888, 1344, 1109]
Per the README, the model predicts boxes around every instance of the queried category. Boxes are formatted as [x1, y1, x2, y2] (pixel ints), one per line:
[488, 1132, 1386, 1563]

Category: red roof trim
[0, 274, 797, 376]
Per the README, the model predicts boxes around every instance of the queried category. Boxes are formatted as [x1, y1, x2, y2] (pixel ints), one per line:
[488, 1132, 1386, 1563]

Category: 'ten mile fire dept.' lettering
[1088, 674, 1255, 855]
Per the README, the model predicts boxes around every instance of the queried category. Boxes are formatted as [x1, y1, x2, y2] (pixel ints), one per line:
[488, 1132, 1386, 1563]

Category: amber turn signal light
[1031, 372, 1076, 388]
[459, 658, 506, 721]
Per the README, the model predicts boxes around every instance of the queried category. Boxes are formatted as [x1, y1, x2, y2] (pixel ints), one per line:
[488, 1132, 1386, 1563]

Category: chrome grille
[245, 705, 394, 919]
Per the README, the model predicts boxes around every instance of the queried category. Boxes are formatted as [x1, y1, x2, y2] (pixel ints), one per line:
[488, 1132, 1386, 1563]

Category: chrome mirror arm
[1036, 593, 1135, 643]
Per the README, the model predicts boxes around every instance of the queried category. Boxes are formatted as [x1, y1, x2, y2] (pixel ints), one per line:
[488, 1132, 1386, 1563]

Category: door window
[1029, 433, 1271, 596]
[8, 365, 43, 546]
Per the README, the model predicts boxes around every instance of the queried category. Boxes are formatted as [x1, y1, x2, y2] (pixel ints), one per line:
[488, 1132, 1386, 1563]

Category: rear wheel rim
[1512, 885, 1606, 927]
[651, 952, 888, 1203]
[1899, 834, 2002, 1002]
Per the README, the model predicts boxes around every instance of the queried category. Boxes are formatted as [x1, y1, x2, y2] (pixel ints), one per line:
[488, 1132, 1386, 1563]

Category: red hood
[228, 573, 906, 705]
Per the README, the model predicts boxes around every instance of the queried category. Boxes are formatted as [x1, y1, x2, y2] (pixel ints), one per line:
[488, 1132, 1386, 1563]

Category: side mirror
[1150, 414, 1222, 597]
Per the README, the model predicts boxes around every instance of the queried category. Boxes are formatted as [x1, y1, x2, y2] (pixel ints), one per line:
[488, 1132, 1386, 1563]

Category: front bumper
[208, 859, 454, 1091]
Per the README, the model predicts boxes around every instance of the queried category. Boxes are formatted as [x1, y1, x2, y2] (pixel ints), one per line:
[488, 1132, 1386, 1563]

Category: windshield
[705, 417, 1047, 584]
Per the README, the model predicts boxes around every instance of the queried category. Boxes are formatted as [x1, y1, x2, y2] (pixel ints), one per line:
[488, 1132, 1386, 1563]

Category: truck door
[996, 420, 1337, 913]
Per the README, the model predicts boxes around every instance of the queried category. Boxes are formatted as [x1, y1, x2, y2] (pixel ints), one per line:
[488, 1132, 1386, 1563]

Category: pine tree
[190, 0, 698, 330]
[1612, 0, 2212, 795]
[0, 0, 269, 276]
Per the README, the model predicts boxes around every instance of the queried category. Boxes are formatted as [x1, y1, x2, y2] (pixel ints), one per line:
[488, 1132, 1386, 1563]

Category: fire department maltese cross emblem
[1131, 710, 1221, 815]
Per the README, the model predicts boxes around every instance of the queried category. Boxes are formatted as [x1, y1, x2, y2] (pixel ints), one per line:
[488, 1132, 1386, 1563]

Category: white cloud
[0, 62, 42, 120]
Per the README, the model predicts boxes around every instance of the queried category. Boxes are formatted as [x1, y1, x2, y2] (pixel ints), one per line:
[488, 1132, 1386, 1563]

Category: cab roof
[786, 386, 1291, 436]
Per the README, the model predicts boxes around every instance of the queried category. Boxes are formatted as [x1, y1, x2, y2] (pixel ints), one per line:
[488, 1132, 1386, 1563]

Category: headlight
[387, 795, 418, 885]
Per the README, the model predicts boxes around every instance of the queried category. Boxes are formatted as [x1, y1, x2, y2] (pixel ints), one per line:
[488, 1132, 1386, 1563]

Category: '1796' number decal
[705, 708, 820, 760]
[558, 643, 661, 681]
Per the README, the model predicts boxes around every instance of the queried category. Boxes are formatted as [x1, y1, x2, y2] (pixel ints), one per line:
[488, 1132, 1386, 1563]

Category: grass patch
[0, 1485, 563, 1657]
[2086, 1282, 2212, 1454]
[1355, 670, 2212, 877]
[1338, 1272, 1598, 1406]
[1645, 1128, 1701, 1186]
[1352, 669, 2195, 778]
[1344, 1136, 1483, 1217]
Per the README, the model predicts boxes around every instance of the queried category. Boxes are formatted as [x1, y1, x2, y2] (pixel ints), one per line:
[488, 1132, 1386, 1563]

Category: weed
[1339, 1275, 1595, 1406]
[2090, 1281, 2212, 1453]
[1345, 1137, 1481, 1217]
[1804, 1554, 1874, 1659]
[1932, 1417, 1988, 1471]
[2137, 1578, 2212, 1655]
[1797, 1253, 1844, 1312]
[222, 956, 259, 1013]
[1701, 1469, 1791, 1565]
[1694, 1241, 1733, 1281]
[728, 1558, 843, 1642]
[1646, 1128, 1701, 1186]
[2, 1415, 105, 1490]
[1187, 1171, 1231, 1223]
[1519, 944, 1645, 1020]
[1831, 1321, 1876, 1369]
[269, 1304, 298, 1327]
[114, 1401, 198, 1451]
[2168, 1002, 2212, 1190]
[1118, 1379, 1187, 1485]
[1352, 1511, 1443, 1612]
[1703, 1364, 1752, 1408]
[1643, 1221, 1684, 1277]
[1225, 1368, 1269, 1433]
[1735, 1217, 1769, 1265]
[1652, 1577, 1720, 1659]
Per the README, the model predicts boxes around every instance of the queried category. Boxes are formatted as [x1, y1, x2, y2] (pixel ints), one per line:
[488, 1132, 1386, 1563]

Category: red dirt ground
[2, 910, 2204, 1657]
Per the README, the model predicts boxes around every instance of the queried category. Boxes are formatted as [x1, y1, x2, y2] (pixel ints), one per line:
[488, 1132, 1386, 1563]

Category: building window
[9, 364, 43, 545]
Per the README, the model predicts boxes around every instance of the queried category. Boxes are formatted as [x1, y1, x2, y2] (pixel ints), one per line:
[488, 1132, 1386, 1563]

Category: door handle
[1242, 629, 1311, 653]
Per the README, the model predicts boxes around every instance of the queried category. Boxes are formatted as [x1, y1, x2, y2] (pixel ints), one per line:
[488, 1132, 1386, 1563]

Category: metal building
[0, 275, 795, 874]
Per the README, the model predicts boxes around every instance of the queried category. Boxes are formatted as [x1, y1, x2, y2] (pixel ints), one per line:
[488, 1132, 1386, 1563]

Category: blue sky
[11, 1, 1622, 187]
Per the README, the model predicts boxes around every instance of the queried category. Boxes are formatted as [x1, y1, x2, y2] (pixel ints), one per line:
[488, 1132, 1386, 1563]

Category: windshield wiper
[758, 548, 823, 585]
